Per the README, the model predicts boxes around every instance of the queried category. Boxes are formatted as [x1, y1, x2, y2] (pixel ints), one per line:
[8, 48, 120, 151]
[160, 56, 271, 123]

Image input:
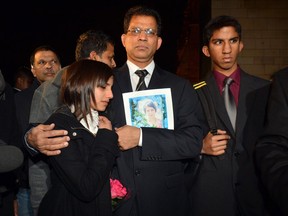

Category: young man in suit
[25, 6, 203, 216]
[255, 67, 288, 216]
[190, 15, 272, 215]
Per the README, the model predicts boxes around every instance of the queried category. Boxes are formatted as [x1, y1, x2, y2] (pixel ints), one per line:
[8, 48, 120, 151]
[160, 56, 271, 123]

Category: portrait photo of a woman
[123, 88, 174, 129]
[143, 100, 163, 128]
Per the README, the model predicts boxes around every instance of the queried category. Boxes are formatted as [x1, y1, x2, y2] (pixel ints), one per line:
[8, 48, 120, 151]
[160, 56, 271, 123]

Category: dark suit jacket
[15, 79, 39, 149]
[14, 79, 39, 188]
[109, 64, 203, 216]
[190, 70, 271, 216]
[255, 67, 288, 216]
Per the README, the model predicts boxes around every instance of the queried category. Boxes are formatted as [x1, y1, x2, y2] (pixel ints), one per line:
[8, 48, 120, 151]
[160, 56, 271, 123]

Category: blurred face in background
[31, 50, 61, 83]
[94, 43, 116, 69]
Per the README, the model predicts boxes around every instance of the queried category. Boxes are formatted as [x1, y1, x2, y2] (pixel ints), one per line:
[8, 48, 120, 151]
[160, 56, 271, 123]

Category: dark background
[0, 1, 188, 86]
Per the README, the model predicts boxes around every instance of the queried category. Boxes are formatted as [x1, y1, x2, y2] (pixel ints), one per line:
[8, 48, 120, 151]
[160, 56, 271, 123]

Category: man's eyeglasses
[127, 27, 157, 36]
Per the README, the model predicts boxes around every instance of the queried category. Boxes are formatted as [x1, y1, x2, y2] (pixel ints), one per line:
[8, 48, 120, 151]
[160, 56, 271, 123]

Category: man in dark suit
[255, 67, 288, 216]
[190, 15, 272, 216]
[14, 45, 61, 216]
[109, 6, 203, 216]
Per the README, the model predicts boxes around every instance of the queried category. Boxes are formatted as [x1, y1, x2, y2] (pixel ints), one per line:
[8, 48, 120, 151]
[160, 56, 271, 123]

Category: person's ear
[121, 34, 126, 47]
[30, 65, 36, 77]
[202, 46, 210, 57]
[156, 37, 162, 50]
[239, 41, 244, 53]
[89, 51, 98, 61]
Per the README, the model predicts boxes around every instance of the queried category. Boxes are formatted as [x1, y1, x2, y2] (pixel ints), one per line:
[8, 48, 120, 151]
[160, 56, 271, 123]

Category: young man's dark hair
[202, 15, 242, 46]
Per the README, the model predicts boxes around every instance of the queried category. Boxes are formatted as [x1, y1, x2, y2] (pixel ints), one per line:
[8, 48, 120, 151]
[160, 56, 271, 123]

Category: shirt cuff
[24, 128, 39, 154]
[138, 127, 143, 147]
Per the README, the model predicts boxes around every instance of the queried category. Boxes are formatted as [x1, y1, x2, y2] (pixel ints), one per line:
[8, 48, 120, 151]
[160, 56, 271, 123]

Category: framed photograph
[123, 88, 174, 129]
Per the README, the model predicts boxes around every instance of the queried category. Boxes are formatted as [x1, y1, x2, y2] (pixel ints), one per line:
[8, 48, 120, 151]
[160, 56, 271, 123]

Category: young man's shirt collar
[213, 65, 241, 106]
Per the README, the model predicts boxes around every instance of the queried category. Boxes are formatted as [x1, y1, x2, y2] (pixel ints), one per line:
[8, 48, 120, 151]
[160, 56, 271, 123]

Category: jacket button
[135, 170, 140, 176]
[234, 152, 240, 157]
[72, 132, 77, 136]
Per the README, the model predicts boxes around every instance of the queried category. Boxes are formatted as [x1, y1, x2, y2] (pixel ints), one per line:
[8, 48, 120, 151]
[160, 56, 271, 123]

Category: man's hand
[201, 129, 230, 156]
[27, 123, 69, 156]
[115, 125, 140, 150]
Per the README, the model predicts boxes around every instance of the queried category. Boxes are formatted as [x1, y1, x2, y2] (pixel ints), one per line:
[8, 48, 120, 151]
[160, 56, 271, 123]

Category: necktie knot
[224, 77, 233, 87]
[135, 70, 148, 78]
[135, 70, 148, 91]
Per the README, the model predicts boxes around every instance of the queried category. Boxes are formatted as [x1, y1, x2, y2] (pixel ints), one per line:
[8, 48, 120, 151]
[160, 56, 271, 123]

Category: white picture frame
[122, 88, 174, 129]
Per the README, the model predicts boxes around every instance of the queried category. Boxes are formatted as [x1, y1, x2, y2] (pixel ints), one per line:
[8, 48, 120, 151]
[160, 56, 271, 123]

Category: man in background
[15, 45, 62, 216]
[13, 66, 34, 93]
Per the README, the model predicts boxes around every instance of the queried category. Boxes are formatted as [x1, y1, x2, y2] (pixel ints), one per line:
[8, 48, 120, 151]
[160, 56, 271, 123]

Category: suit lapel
[146, 65, 163, 89]
[236, 71, 256, 140]
[114, 64, 133, 93]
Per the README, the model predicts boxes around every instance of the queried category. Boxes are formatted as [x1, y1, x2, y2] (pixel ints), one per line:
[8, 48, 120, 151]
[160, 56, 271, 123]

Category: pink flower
[110, 178, 127, 210]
